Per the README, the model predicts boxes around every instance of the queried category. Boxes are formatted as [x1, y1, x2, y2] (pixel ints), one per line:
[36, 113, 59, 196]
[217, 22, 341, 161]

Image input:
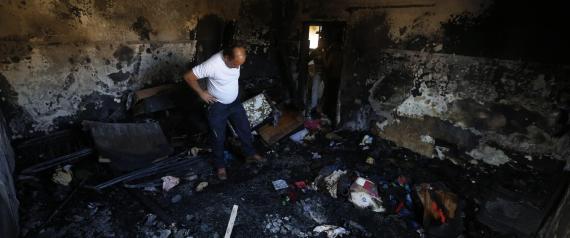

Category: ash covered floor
[16, 130, 566, 238]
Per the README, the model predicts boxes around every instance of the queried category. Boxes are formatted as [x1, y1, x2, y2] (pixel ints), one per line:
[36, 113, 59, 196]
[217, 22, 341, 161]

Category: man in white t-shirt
[184, 44, 265, 180]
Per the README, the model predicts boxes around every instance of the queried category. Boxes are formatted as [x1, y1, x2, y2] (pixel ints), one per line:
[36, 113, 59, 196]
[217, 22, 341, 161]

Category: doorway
[299, 21, 345, 125]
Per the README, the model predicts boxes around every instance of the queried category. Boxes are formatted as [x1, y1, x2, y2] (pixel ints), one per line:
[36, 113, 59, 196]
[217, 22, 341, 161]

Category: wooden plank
[134, 84, 176, 102]
[258, 110, 304, 145]
[224, 205, 239, 238]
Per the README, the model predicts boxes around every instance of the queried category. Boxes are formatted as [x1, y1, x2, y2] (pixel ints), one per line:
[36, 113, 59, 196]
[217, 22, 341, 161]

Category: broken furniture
[227, 92, 279, 141]
[130, 84, 178, 116]
[17, 130, 94, 174]
[242, 93, 274, 128]
[258, 110, 304, 145]
[21, 149, 93, 175]
[89, 155, 203, 191]
[83, 121, 173, 171]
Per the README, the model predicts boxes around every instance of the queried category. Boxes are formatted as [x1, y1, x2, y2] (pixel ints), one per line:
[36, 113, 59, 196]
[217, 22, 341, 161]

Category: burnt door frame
[298, 21, 346, 125]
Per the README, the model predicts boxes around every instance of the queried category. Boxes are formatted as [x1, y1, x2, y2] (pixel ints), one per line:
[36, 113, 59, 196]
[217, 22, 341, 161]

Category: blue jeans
[207, 100, 256, 168]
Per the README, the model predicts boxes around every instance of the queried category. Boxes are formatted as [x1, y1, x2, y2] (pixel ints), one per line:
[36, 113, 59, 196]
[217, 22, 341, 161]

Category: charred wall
[0, 0, 277, 139]
[366, 50, 570, 163]
[273, 0, 570, 164]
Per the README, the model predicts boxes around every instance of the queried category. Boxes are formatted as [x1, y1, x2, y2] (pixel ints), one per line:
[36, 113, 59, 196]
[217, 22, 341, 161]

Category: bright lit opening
[308, 25, 321, 49]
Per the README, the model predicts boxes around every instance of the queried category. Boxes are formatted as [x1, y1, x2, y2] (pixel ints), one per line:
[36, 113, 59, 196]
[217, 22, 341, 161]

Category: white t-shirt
[192, 51, 240, 104]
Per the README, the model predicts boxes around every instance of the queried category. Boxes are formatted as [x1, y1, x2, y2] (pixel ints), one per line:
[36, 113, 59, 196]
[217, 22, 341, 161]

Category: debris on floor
[224, 204, 239, 238]
[272, 179, 289, 191]
[313, 225, 349, 238]
[161, 176, 180, 192]
[349, 177, 385, 212]
[14, 128, 568, 238]
[51, 165, 73, 186]
[289, 128, 310, 144]
[314, 169, 348, 199]
[195, 181, 208, 192]
[259, 110, 304, 145]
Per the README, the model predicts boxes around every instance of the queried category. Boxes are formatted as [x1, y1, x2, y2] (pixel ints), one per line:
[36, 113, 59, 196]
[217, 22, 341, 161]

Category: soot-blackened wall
[0, 0, 278, 139]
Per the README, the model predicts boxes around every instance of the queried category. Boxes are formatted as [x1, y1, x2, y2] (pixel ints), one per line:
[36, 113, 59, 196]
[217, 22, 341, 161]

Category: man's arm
[183, 71, 216, 104]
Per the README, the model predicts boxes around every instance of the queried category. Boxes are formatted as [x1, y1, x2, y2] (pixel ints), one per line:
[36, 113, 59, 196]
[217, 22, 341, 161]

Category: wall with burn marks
[0, 0, 276, 139]
[2, 0, 569, 166]
[1, 42, 196, 136]
[361, 50, 570, 164]
[336, 0, 570, 165]
[290, 0, 568, 62]
[274, 0, 497, 109]
[272, 0, 570, 164]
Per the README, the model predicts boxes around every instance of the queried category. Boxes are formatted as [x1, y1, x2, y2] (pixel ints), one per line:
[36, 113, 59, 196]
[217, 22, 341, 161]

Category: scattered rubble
[15, 128, 566, 238]
[290, 129, 309, 143]
[161, 176, 180, 192]
[263, 214, 309, 237]
[349, 177, 385, 212]
[313, 225, 349, 238]
[314, 169, 348, 199]
[52, 165, 73, 186]
[195, 181, 208, 192]
[297, 198, 328, 224]
[467, 144, 511, 166]
[272, 179, 288, 191]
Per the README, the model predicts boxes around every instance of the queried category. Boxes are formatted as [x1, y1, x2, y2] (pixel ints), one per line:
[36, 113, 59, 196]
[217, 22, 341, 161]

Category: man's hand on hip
[200, 91, 217, 104]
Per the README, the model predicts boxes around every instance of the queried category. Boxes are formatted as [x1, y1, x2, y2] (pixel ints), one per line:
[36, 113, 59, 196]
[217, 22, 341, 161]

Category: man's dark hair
[222, 42, 246, 60]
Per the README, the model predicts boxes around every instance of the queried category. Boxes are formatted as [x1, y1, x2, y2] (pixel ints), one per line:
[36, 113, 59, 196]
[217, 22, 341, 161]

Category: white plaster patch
[467, 145, 511, 166]
[420, 134, 434, 144]
[395, 82, 457, 118]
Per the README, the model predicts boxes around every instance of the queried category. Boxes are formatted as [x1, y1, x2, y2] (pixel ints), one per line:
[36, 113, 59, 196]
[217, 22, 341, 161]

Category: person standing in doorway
[184, 43, 265, 180]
